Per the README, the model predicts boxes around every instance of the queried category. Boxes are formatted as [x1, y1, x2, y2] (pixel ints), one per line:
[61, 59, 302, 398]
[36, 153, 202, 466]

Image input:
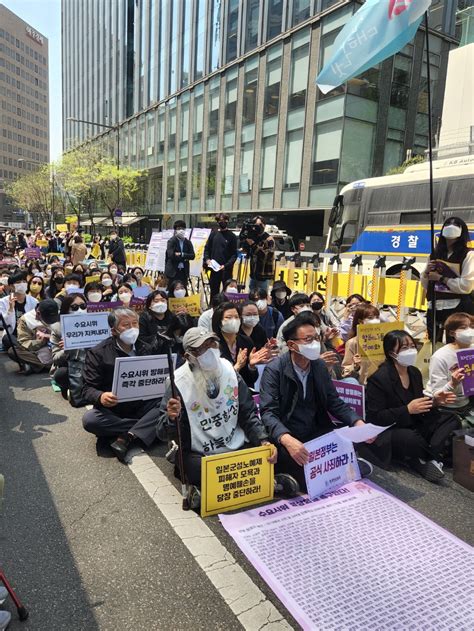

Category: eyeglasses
[70, 303, 87, 312]
[294, 335, 320, 344]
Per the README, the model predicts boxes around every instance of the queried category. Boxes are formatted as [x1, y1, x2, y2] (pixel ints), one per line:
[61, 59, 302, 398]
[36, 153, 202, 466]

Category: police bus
[326, 155, 474, 276]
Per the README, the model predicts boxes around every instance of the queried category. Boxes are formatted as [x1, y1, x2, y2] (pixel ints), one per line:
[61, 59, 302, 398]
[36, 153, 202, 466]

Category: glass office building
[62, 0, 462, 238]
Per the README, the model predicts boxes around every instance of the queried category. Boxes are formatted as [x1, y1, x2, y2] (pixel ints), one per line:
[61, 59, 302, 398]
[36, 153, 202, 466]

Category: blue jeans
[249, 278, 270, 293]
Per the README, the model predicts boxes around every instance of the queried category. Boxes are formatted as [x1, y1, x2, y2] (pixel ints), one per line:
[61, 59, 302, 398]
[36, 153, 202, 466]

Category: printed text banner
[168, 294, 201, 317]
[456, 348, 474, 396]
[358, 320, 404, 361]
[60, 312, 110, 350]
[201, 445, 274, 518]
[111, 354, 175, 402]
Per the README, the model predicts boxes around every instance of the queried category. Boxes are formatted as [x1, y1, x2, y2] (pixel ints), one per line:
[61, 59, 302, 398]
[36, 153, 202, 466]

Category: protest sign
[168, 294, 201, 317]
[132, 285, 151, 299]
[111, 354, 174, 402]
[24, 247, 42, 259]
[85, 274, 101, 284]
[56, 224, 68, 232]
[87, 300, 122, 313]
[224, 292, 249, 305]
[200, 445, 274, 518]
[331, 379, 365, 419]
[129, 296, 146, 313]
[358, 320, 404, 361]
[303, 431, 360, 499]
[456, 348, 474, 396]
[36, 239, 49, 248]
[189, 228, 211, 277]
[144, 231, 163, 272]
[60, 312, 110, 350]
[220, 481, 473, 631]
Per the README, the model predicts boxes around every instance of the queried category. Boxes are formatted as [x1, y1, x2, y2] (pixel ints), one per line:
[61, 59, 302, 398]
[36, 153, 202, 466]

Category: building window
[390, 54, 412, 109]
[292, 0, 311, 26]
[288, 38, 310, 111]
[224, 72, 238, 130]
[264, 47, 282, 118]
[267, 0, 284, 40]
[222, 145, 234, 201]
[312, 120, 342, 185]
[209, 78, 220, 136]
[169, 0, 180, 93]
[179, 157, 187, 200]
[260, 135, 277, 190]
[206, 148, 217, 207]
[195, 0, 206, 79]
[226, 0, 240, 63]
[210, 0, 222, 71]
[242, 58, 258, 125]
[240, 140, 254, 193]
[340, 119, 375, 183]
[193, 91, 204, 142]
[181, 0, 191, 88]
[284, 129, 304, 189]
[245, 0, 260, 52]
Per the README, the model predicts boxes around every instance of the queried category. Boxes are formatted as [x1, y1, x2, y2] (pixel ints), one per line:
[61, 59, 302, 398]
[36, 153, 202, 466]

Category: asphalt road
[0, 354, 472, 630]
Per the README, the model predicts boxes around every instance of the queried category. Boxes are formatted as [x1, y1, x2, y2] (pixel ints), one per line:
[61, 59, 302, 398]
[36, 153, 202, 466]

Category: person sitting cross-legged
[157, 327, 276, 510]
[82, 308, 161, 461]
[259, 313, 373, 496]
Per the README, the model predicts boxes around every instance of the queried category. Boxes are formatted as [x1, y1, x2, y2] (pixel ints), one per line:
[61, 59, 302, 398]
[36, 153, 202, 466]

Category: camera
[239, 219, 262, 242]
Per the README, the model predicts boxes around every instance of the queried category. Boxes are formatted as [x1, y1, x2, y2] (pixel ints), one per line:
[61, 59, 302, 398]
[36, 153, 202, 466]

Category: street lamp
[18, 158, 55, 229]
[67, 116, 121, 214]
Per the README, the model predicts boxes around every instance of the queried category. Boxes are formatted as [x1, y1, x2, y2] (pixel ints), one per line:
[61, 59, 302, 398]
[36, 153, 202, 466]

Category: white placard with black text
[60, 312, 110, 350]
[111, 354, 176, 402]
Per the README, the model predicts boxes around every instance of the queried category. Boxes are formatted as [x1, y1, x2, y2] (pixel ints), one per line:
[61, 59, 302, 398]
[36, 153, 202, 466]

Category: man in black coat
[108, 229, 126, 269]
[82, 308, 161, 461]
[203, 213, 238, 299]
[260, 313, 371, 494]
[165, 220, 195, 289]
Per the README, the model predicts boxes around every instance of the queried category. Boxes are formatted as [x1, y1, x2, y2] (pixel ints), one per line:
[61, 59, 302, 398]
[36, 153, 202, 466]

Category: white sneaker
[0, 586, 7, 604]
[414, 458, 445, 483]
[0, 610, 11, 630]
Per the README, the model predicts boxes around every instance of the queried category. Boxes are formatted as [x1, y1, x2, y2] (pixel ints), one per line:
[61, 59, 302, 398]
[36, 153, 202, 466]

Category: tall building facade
[62, 0, 462, 239]
[0, 3, 49, 225]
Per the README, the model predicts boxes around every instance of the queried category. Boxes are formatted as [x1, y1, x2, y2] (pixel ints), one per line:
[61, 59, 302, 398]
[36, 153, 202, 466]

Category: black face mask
[55, 277, 64, 284]
[255, 224, 264, 235]
[311, 302, 323, 312]
[218, 221, 228, 230]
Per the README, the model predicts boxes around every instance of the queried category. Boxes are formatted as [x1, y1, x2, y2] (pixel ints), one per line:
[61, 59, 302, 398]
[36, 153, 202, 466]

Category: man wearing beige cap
[158, 327, 277, 509]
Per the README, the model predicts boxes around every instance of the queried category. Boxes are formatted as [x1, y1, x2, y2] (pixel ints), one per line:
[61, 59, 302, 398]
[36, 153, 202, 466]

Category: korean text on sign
[331, 379, 365, 419]
[357, 320, 404, 361]
[200, 445, 274, 518]
[304, 431, 360, 500]
[111, 354, 175, 402]
[456, 348, 474, 397]
[60, 312, 110, 350]
[168, 294, 201, 317]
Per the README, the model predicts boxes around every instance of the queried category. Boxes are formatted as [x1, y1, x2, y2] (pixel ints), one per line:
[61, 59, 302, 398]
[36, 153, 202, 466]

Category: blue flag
[317, 0, 432, 94]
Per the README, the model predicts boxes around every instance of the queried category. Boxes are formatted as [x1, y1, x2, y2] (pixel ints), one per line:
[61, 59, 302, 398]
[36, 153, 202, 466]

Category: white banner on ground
[60, 312, 110, 350]
[220, 481, 473, 631]
[189, 228, 211, 277]
[111, 354, 175, 402]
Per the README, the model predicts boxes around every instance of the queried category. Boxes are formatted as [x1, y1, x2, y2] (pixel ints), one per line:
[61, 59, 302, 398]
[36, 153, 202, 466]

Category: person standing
[243, 216, 275, 292]
[203, 213, 238, 299]
[108, 229, 127, 269]
[165, 220, 195, 289]
[71, 236, 88, 265]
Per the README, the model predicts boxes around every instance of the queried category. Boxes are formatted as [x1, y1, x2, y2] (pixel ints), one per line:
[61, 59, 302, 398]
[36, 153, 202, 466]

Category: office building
[0, 3, 49, 225]
[62, 0, 465, 240]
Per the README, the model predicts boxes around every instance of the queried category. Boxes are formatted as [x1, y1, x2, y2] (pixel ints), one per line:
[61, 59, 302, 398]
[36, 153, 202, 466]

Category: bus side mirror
[328, 195, 343, 228]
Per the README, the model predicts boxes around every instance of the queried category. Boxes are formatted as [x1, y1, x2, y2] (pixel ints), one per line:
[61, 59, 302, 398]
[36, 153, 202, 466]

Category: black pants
[208, 269, 232, 299]
[427, 298, 474, 341]
[53, 366, 69, 392]
[82, 399, 160, 446]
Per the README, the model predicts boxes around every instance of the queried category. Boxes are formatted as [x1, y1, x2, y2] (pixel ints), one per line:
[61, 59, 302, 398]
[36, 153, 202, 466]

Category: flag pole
[424, 11, 437, 349]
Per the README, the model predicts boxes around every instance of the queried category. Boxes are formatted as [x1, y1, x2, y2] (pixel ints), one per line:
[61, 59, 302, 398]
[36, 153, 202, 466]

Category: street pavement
[0, 354, 472, 630]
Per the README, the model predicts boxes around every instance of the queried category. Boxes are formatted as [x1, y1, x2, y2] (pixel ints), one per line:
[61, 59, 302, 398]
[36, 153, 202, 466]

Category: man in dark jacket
[108, 230, 127, 268]
[165, 220, 195, 289]
[242, 216, 275, 292]
[260, 313, 369, 494]
[82, 307, 161, 461]
[203, 213, 238, 299]
[158, 327, 275, 509]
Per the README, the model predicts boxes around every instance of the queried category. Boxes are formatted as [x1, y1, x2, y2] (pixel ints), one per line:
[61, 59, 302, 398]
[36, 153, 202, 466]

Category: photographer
[240, 216, 275, 292]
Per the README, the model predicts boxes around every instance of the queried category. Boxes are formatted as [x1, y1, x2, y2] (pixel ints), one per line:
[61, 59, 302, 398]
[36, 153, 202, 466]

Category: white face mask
[88, 292, 102, 303]
[65, 285, 81, 293]
[365, 318, 380, 325]
[226, 287, 238, 294]
[119, 327, 139, 345]
[174, 289, 186, 299]
[151, 302, 167, 314]
[455, 328, 474, 346]
[296, 340, 321, 361]
[102, 278, 113, 287]
[0, 276, 9, 285]
[221, 318, 241, 334]
[256, 299, 268, 311]
[298, 305, 312, 313]
[109, 268, 118, 276]
[196, 347, 221, 372]
[243, 315, 260, 328]
[394, 348, 418, 367]
[176, 229, 186, 239]
[14, 282, 28, 294]
[119, 292, 132, 304]
[275, 291, 287, 300]
[442, 224, 462, 239]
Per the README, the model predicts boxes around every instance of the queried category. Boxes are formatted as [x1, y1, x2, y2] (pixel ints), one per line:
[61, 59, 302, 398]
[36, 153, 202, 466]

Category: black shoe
[60, 388, 69, 401]
[187, 485, 201, 511]
[412, 458, 445, 483]
[110, 433, 133, 462]
[357, 457, 373, 478]
[274, 473, 300, 498]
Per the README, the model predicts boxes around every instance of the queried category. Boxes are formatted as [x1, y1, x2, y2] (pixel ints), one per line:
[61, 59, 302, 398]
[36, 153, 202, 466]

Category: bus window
[444, 178, 473, 213]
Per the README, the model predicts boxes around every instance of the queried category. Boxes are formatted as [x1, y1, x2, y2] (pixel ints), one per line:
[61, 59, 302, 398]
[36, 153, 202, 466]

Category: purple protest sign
[331, 379, 365, 420]
[130, 296, 146, 313]
[224, 292, 249, 304]
[87, 300, 122, 313]
[24, 247, 42, 259]
[456, 348, 474, 396]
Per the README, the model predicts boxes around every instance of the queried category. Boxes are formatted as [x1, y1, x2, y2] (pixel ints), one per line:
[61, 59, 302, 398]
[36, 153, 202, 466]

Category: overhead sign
[200, 445, 274, 518]
[60, 312, 110, 350]
[112, 354, 174, 402]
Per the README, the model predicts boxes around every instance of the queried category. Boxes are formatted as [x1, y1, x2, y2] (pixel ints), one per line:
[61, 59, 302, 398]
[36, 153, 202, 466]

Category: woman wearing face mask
[270, 281, 292, 320]
[212, 303, 269, 388]
[224, 279, 239, 294]
[84, 281, 104, 304]
[425, 312, 474, 427]
[100, 272, 117, 302]
[108, 263, 121, 284]
[250, 288, 284, 340]
[131, 267, 151, 297]
[168, 280, 197, 330]
[50, 293, 88, 404]
[421, 217, 474, 341]
[342, 304, 381, 385]
[240, 301, 269, 351]
[0, 271, 38, 348]
[45, 267, 66, 299]
[339, 293, 367, 342]
[27, 275, 46, 301]
[137, 289, 179, 354]
[26, 261, 43, 282]
[309, 292, 338, 329]
[115, 283, 134, 307]
[363, 331, 459, 482]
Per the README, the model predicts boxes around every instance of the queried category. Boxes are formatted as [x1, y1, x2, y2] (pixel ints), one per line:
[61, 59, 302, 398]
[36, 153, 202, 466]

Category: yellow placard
[66, 215, 78, 223]
[36, 239, 48, 247]
[200, 445, 274, 518]
[56, 224, 68, 232]
[358, 321, 404, 361]
[168, 294, 201, 317]
[85, 274, 101, 284]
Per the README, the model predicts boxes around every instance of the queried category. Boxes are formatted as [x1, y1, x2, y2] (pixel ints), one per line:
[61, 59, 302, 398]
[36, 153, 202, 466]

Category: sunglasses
[70, 303, 87, 312]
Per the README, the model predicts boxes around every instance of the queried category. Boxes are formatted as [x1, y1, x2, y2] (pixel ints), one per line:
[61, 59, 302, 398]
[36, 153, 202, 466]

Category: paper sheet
[334, 422, 392, 443]
[208, 259, 222, 272]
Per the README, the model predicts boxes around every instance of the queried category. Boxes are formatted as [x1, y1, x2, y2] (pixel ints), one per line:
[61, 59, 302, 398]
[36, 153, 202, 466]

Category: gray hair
[108, 307, 138, 328]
